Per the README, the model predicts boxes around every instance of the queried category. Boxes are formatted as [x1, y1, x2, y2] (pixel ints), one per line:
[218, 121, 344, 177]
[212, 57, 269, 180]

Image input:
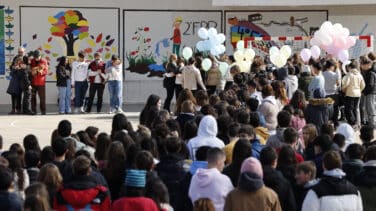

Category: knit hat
[125, 169, 147, 188]
[240, 157, 263, 178]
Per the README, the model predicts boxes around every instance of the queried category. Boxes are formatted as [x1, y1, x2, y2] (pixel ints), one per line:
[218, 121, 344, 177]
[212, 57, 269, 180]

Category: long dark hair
[140, 94, 161, 126]
[3, 151, 25, 191]
[95, 133, 111, 161]
[111, 113, 134, 140]
[56, 56, 67, 68]
[103, 141, 126, 187]
[145, 179, 170, 210]
[277, 146, 297, 167]
[289, 89, 307, 110]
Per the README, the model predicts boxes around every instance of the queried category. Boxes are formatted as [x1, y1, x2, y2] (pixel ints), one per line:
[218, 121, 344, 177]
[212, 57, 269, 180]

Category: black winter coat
[263, 165, 297, 211]
[155, 153, 187, 210]
[354, 164, 376, 211]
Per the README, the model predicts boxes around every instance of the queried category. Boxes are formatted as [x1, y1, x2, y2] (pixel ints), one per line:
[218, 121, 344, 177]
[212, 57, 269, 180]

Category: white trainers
[80, 106, 85, 113]
[109, 107, 114, 114]
[115, 108, 123, 113]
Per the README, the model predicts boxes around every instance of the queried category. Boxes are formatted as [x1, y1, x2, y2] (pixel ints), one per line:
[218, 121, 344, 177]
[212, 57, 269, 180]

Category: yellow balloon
[233, 50, 244, 62]
[243, 49, 255, 61]
[280, 45, 292, 58]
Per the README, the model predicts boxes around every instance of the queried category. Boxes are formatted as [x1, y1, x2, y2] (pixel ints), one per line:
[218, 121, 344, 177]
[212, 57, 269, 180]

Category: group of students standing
[7, 47, 123, 115]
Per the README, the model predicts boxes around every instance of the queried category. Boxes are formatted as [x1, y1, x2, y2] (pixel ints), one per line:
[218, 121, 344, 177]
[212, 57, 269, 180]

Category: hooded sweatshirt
[189, 168, 233, 211]
[187, 115, 225, 160]
[336, 123, 355, 150]
[224, 172, 282, 211]
[285, 75, 299, 99]
[342, 68, 365, 97]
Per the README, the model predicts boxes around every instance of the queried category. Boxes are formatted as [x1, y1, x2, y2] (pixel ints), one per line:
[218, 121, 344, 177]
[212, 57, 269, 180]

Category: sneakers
[115, 108, 123, 113]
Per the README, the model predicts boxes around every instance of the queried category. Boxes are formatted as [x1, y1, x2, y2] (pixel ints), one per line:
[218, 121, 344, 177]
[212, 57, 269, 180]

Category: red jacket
[30, 58, 48, 86]
[111, 197, 159, 211]
[88, 61, 106, 83]
[53, 176, 111, 211]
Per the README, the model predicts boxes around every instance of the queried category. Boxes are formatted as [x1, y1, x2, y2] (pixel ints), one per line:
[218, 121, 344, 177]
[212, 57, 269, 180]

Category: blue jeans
[58, 79, 71, 113]
[74, 81, 88, 107]
[108, 80, 122, 109]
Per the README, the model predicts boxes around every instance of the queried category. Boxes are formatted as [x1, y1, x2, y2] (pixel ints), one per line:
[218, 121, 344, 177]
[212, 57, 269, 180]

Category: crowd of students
[0, 50, 375, 211]
[7, 47, 123, 115]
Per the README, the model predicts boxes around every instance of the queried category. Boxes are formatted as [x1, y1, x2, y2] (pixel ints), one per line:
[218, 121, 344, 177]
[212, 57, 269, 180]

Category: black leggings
[11, 94, 22, 110]
[164, 84, 175, 112]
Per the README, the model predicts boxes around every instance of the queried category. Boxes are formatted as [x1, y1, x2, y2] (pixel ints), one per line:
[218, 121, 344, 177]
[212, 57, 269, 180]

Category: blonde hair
[303, 124, 318, 145]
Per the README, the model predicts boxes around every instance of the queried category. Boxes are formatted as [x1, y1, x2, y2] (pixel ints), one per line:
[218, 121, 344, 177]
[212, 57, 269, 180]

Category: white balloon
[201, 58, 212, 71]
[300, 48, 312, 62]
[208, 28, 218, 38]
[342, 28, 350, 37]
[244, 48, 256, 61]
[203, 40, 211, 51]
[269, 46, 279, 56]
[218, 44, 226, 54]
[197, 28, 209, 40]
[280, 45, 292, 58]
[310, 45, 321, 59]
[317, 31, 333, 46]
[310, 37, 321, 46]
[320, 21, 334, 36]
[182, 47, 193, 60]
[236, 40, 245, 50]
[219, 62, 229, 76]
[196, 41, 205, 52]
[333, 23, 343, 33]
[338, 50, 349, 63]
[217, 33, 226, 44]
[210, 46, 222, 56]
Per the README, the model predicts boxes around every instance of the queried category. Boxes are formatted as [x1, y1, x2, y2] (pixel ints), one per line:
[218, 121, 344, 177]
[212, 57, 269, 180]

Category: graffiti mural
[20, 6, 119, 81]
[225, 10, 328, 54]
[123, 10, 222, 78]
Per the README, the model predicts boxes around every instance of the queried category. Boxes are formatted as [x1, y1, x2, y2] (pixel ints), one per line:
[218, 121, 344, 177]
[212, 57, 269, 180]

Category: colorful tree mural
[48, 10, 89, 56]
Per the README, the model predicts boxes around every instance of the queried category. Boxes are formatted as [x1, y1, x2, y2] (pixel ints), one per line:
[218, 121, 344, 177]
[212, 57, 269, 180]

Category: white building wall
[1, 0, 376, 105]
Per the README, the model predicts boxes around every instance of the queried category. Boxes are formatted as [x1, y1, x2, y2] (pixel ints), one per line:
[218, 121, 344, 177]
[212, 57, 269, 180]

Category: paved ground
[0, 104, 141, 149]
[0, 104, 372, 151]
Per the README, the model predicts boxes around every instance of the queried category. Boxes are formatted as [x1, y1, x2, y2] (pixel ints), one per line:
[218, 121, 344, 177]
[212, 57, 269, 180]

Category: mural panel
[20, 6, 120, 81]
[225, 10, 328, 54]
[123, 10, 222, 78]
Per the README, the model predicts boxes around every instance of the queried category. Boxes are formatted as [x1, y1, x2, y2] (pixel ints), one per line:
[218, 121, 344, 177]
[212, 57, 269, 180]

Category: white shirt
[106, 63, 123, 81]
[71, 61, 89, 85]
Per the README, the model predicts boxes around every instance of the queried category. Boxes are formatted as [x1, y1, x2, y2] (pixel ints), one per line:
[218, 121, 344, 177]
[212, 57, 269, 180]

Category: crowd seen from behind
[0, 50, 376, 211]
